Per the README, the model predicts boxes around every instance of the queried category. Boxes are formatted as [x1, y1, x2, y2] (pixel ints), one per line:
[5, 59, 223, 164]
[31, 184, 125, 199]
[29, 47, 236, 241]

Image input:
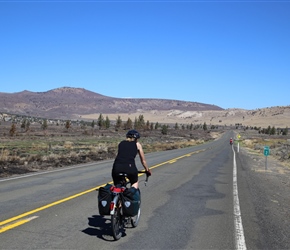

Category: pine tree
[174, 122, 179, 130]
[105, 116, 110, 129]
[134, 117, 138, 129]
[97, 113, 104, 129]
[146, 120, 150, 130]
[124, 118, 133, 130]
[138, 115, 145, 129]
[115, 116, 122, 131]
[155, 122, 159, 130]
[42, 119, 48, 131]
[282, 127, 288, 135]
[65, 120, 71, 130]
[189, 123, 193, 130]
[9, 123, 16, 136]
[266, 125, 271, 135]
[161, 124, 168, 135]
[91, 120, 95, 135]
[25, 120, 30, 132]
[270, 126, 276, 135]
[21, 119, 26, 131]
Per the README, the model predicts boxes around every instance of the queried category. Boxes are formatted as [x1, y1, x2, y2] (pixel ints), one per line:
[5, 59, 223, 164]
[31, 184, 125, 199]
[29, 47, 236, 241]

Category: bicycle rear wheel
[131, 207, 141, 228]
[111, 202, 123, 240]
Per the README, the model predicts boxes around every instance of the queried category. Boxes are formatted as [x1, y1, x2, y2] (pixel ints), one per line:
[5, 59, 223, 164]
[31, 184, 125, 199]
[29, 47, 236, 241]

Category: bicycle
[110, 170, 150, 240]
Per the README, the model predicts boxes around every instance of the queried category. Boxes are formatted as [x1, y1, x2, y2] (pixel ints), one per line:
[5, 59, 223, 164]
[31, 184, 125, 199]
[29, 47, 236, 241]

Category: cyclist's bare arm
[137, 142, 150, 172]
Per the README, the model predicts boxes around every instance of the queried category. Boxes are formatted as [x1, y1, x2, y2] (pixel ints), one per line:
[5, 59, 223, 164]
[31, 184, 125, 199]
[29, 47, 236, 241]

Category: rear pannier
[98, 183, 113, 215]
[121, 187, 141, 217]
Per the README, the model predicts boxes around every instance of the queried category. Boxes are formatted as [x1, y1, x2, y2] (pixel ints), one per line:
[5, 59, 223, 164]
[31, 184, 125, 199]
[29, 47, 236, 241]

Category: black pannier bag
[121, 187, 141, 217]
[98, 183, 113, 215]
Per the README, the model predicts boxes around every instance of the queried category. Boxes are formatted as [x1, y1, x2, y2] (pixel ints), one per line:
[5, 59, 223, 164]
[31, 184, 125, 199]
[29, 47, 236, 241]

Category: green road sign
[264, 146, 270, 156]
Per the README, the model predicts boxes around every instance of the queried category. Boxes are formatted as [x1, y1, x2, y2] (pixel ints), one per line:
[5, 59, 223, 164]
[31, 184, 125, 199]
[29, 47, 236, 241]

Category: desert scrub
[0, 130, 219, 177]
[238, 132, 290, 167]
[0, 148, 10, 161]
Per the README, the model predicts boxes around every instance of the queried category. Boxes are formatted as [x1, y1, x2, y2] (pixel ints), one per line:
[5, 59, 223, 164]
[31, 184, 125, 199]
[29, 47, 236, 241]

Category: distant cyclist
[112, 129, 151, 189]
[230, 138, 233, 145]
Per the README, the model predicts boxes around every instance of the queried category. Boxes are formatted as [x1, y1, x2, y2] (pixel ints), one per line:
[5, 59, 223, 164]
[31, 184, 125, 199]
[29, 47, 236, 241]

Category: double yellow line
[0, 185, 105, 233]
[0, 216, 39, 233]
[0, 150, 200, 233]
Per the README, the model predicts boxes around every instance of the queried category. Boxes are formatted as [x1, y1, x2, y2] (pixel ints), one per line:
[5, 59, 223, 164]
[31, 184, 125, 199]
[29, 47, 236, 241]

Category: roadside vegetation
[1, 113, 289, 177]
[237, 129, 290, 168]
[0, 114, 217, 177]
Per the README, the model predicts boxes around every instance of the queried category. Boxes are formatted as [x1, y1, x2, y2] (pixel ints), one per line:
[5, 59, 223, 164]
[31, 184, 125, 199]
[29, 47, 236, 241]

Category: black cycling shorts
[112, 163, 138, 185]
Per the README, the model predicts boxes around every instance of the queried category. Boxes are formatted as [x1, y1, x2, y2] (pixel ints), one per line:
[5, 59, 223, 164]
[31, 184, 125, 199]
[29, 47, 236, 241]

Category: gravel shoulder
[238, 145, 290, 249]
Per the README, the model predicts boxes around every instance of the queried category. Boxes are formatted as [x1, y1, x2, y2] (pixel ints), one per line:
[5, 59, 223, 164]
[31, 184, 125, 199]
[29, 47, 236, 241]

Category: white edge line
[233, 146, 247, 250]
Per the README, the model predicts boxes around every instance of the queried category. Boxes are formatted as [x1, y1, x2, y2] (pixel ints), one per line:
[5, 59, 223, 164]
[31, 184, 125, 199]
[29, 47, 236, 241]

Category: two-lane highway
[1, 131, 288, 249]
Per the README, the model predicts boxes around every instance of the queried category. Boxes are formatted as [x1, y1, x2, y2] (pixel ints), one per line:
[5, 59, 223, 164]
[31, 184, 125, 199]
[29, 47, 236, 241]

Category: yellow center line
[0, 184, 107, 227]
[0, 150, 201, 230]
[0, 216, 38, 233]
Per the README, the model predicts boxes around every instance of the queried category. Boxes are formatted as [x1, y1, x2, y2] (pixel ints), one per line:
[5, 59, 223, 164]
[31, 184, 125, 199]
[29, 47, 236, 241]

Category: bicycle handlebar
[138, 170, 151, 186]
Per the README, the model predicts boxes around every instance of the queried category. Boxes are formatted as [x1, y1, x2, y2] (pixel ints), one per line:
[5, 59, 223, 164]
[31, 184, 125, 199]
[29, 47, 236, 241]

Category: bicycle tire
[111, 201, 123, 240]
[131, 207, 141, 228]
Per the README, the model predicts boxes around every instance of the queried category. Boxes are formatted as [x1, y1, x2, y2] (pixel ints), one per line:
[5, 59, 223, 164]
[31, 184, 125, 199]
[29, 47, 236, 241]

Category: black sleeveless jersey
[113, 140, 138, 167]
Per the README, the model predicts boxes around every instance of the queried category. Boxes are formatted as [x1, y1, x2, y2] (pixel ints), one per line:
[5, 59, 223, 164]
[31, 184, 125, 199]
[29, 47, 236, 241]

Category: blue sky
[1, 0, 289, 110]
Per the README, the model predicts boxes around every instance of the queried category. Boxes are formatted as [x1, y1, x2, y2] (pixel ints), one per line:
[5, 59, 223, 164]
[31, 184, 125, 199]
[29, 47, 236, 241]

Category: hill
[0, 87, 223, 119]
[0, 87, 289, 128]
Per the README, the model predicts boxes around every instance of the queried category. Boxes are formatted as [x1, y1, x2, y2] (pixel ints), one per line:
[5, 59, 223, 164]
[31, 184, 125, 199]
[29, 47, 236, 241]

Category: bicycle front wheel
[111, 203, 123, 240]
[131, 207, 141, 228]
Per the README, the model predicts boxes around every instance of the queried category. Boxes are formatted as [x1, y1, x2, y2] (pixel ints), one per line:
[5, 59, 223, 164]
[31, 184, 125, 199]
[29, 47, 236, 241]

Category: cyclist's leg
[112, 165, 127, 186]
[131, 182, 138, 189]
[127, 169, 139, 189]
[112, 172, 122, 186]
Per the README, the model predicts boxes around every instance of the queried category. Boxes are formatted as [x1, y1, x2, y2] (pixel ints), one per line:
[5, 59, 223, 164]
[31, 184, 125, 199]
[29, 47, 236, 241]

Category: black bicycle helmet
[126, 129, 140, 139]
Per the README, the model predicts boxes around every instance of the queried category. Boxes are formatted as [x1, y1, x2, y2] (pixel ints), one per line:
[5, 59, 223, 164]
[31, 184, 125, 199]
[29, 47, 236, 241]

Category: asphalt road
[0, 131, 289, 250]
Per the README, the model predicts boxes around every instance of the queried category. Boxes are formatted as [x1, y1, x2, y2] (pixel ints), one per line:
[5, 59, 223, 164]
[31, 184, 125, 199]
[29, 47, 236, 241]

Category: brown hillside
[0, 87, 289, 128]
[0, 87, 223, 119]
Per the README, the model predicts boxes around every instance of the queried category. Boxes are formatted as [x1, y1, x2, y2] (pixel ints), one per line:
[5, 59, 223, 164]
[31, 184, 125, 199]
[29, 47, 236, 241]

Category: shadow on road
[82, 215, 115, 241]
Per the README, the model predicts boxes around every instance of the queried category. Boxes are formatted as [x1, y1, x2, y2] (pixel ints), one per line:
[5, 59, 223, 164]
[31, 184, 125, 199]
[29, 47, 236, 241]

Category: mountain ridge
[0, 87, 223, 119]
[1, 87, 289, 127]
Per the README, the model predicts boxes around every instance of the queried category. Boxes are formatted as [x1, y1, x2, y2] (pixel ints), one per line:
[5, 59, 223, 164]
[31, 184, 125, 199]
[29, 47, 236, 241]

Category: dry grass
[1, 117, 289, 178]
[237, 131, 290, 168]
[0, 122, 218, 177]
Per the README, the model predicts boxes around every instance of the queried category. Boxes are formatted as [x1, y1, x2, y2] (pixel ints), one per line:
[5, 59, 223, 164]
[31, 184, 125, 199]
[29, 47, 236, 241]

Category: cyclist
[230, 138, 233, 145]
[112, 129, 151, 189]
